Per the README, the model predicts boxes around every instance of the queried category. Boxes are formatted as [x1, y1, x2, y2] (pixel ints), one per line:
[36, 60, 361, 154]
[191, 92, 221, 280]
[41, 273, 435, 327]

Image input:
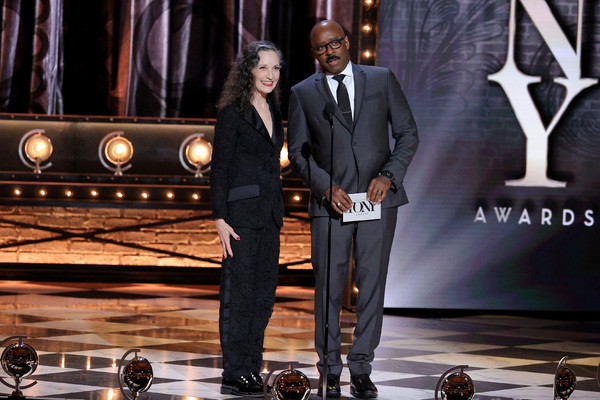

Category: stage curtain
[0, 0, 355, 119]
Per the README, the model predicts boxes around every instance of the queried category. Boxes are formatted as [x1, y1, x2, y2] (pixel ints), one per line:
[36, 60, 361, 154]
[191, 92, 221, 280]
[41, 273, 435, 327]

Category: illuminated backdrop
[379, 0, 600, 311]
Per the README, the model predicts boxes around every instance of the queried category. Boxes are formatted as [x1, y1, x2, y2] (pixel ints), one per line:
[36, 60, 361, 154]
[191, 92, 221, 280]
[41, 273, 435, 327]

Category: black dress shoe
[220, 375, 263, 397]
[350, 374, 378, 398]
[250, 371, 272, 392]
[316, 374, 341, 398]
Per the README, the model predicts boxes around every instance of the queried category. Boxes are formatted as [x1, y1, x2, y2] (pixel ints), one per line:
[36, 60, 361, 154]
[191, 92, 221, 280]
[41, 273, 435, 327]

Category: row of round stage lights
[2, 335, 597, 400]
[0, 335, 312, 400]
[361, 0, 376, 62]
[12, 187, 201, 201]
[19, 129, 293, 178]
[18, 130, 215, 177]
[433, 357, 591, 400]
[15, 130, 294, 201]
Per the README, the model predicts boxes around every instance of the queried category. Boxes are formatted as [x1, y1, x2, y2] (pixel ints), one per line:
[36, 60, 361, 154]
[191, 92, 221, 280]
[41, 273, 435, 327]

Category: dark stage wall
[380, 0, 600, 312]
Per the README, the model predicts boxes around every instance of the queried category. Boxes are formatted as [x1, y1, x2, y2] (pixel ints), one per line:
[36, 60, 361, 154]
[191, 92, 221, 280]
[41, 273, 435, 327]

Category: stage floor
[0, 281, 598, 400]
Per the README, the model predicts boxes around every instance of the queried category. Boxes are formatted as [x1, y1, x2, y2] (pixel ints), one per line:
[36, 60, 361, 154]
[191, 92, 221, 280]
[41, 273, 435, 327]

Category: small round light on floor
[293, 194, 301, 202]
[0, 335, 39, 398]
[141, 192, 149, 200]
[14, 189, 21, 196]
[272, 367, 311, 400]
[118, 349, 153, 400]
[65, 190, 73, 197]
[39, 189, 47, 197]
[435, 365, 475, 400]
[192, 193, 200, 200]
[116, 192, 124, 199]
[167, 192, 174, 199]
[91, 190, 98, 197]
[554, 356, 576, 400]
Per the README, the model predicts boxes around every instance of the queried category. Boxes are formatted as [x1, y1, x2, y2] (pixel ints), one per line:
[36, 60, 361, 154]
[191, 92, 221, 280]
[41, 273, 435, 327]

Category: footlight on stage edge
[264, 363, 311, 400]
[554, 356, 576, 400]
[0, 336, 38, 398]
[434, 365, 475, 400]
[118, 349, 154, 400]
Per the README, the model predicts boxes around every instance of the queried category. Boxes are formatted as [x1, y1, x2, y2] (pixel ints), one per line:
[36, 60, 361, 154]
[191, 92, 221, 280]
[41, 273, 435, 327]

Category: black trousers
[219, 219, 280, 380]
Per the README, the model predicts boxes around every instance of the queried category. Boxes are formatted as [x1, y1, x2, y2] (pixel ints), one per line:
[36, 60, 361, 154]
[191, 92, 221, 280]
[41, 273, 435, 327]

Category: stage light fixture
[363, 50, 372, 58]
[192, 193, 200, 200]
[39, 189, 47, 197]
[280, 142, 294, 177]
[363, 24, 372, 32]
[99, 131, 134, 176]
[14, 189, 21, 196]
[0, 335, 39, 398]
[435, 365, 475, 400]
[179, 134, 212, 177]
[91, 190, 99, 197]
[141, 192, 149, 200]
[18, 129, 53, 174]
[554, 356, 576, 399]
[117, 192, 124, 199]
[66, 190, 73, 197]
[118, 349, 153, 400]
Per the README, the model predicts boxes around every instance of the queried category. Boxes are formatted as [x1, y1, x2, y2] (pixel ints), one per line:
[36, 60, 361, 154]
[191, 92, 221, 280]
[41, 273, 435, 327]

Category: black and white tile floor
[0, 281, 599, 399]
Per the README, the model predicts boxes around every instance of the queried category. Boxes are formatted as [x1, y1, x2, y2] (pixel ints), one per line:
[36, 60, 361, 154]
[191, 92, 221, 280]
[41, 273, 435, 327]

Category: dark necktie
[333, 74, 353, 128]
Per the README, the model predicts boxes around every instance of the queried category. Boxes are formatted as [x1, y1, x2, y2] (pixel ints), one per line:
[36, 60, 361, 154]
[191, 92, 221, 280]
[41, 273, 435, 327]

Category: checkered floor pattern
[0, 281, 598, 399]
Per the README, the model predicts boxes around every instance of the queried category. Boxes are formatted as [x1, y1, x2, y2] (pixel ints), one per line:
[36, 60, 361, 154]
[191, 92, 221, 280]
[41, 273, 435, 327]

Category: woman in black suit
[210, 41, 284, 398]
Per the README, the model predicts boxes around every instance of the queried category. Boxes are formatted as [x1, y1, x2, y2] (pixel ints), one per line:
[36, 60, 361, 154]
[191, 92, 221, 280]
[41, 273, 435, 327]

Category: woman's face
[252, 50, 281, 98]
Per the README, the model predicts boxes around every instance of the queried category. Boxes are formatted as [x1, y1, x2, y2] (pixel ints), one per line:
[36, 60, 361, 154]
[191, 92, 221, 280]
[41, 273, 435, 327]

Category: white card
[342, 192, 381, 222]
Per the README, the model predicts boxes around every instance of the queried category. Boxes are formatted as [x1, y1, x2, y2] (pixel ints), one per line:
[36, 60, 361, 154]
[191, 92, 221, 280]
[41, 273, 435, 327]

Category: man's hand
[324, 185, 353, 214]
[367, 175, 392, 205]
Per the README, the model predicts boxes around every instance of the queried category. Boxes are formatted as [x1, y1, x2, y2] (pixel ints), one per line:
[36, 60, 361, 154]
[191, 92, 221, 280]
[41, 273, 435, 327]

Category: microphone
[301, 142, 312, 186]
[323, 102, 335, 122]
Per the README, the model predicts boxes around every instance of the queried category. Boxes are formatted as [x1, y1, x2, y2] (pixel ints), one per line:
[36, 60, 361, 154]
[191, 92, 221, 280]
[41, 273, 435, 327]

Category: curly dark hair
[217, 41, 284, 113]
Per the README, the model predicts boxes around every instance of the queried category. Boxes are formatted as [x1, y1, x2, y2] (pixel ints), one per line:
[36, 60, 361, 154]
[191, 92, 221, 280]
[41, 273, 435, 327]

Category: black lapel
[242, 105, 273, 145]
[270, 101, 284, 150]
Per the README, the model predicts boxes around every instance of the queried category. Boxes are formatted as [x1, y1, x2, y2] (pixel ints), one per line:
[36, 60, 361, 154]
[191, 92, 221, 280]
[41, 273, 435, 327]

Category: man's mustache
[326, 55, 340, 63]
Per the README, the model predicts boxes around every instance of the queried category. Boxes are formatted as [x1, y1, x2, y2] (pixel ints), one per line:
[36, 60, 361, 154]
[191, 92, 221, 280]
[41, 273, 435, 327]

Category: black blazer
[211, 101, 284, 229]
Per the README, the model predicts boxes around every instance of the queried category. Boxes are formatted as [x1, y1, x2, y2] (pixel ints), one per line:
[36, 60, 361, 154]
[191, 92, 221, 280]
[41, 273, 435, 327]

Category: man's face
[310, 26, 351, 75]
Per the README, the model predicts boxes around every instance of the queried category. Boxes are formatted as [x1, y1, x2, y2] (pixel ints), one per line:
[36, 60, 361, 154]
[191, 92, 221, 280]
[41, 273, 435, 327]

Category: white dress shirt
[326, 61, 355, 119]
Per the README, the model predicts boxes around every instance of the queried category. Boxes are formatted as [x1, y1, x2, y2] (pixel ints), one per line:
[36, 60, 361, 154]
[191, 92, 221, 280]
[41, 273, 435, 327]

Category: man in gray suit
[287, 20, 419, 398]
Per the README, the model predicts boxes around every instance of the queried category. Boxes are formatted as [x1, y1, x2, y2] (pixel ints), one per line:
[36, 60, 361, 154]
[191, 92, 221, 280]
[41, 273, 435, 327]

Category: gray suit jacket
[288, 63, 419, 217]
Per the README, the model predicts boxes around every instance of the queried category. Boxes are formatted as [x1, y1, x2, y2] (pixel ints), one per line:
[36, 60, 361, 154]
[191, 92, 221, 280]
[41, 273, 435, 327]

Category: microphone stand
[322, 103, 335, 400]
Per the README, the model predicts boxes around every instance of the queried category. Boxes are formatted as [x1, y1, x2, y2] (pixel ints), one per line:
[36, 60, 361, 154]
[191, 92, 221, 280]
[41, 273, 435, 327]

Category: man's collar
[325, 61, 354, 80]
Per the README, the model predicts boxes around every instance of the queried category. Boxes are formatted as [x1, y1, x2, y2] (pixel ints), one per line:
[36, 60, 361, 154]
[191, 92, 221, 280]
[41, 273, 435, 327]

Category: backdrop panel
[380, 0, 600, 311]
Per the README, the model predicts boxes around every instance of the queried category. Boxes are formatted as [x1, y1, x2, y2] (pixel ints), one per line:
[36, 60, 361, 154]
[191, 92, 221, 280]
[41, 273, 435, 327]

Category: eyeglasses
[312, 36, 346, 55]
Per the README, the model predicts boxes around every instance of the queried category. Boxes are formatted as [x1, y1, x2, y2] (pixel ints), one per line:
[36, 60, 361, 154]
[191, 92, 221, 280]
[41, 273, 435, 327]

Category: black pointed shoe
[250, 371, 272, 392]
[350, 374, 378, 398]
[316, 374, 341, 398]
[220, 375, 263, 397]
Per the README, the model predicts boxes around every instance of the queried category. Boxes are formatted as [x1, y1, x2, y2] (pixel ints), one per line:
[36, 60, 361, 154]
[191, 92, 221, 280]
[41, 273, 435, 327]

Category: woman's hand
[214, 219, 240, 259]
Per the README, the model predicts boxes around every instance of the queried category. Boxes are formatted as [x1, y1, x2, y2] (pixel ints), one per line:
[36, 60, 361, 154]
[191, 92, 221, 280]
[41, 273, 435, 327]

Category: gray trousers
[311, 207, 397, 377]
